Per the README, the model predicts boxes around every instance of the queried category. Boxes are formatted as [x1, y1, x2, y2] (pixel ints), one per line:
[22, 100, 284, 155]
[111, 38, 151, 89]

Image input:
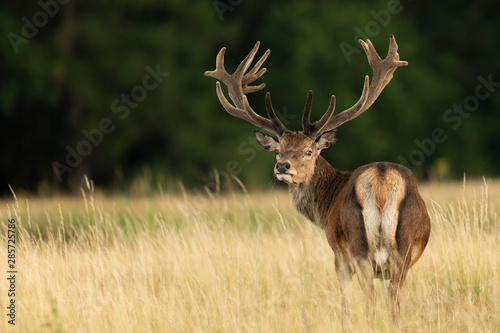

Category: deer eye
[275, 150, 280, 156]
[305, 150, 313, 157]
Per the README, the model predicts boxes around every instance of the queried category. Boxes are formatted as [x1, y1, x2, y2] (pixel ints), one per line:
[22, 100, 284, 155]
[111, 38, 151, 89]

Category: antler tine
[265, 92, 288, 135]
[242, 49, 270, 94]
[215, 82, 284, 135]
[204, 47, 228, 81]
[234, 42, 271, 88]
[206, 42, 289, 137]
[310, 94, 337, 134]
[310, 35, 407, 137]
[233, 41, 261, 77]
[301, 91, 314, 136]
[302, 91, 337, 137]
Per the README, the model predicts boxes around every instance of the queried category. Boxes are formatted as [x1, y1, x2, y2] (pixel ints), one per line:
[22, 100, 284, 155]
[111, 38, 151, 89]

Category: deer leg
[388, 251, 408, 322]
[335, 255, 353, 329]
[354, 258, 376, 321]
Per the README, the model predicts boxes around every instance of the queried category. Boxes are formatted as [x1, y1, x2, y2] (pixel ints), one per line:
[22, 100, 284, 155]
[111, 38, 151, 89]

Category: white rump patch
[356, 168, 406, 271]
[374, 248, 389, 268]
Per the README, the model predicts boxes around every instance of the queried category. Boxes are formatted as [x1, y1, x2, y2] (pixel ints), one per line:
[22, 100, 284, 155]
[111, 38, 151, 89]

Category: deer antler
[304, 35, 408, 138]
[204, 42, 289, 137]
[302, 90, 337, 137]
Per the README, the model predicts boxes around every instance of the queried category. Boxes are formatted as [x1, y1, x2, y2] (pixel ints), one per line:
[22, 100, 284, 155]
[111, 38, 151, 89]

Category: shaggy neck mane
[290, 156, 352, 229]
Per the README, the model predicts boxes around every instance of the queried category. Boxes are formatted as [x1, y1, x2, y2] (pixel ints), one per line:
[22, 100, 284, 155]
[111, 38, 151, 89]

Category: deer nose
[276, 162, 291, 174]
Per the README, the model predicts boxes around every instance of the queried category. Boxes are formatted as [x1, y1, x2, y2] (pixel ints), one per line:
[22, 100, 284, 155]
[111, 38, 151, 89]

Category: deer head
[205, 35, 408, 186]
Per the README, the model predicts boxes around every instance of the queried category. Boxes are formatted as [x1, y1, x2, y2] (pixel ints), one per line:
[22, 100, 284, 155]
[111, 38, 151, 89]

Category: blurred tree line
[1, 0, 499, 195]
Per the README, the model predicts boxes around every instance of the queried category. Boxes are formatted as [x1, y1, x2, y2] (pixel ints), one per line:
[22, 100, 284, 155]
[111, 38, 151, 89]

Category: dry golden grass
[0, 178, 499, 332]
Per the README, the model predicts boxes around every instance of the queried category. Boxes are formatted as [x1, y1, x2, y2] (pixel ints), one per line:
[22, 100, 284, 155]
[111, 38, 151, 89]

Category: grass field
[0, 178, 499, 332]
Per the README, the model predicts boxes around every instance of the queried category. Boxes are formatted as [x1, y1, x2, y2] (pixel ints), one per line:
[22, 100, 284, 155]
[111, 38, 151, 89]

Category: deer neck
[290, 156, 351, 229]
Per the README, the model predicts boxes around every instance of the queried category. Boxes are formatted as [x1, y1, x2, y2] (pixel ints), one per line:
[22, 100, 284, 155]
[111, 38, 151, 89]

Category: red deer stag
[205, 35, 431, 321]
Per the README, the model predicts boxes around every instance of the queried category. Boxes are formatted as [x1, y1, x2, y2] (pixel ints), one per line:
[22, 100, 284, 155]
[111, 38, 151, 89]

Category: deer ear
[254, 130, 279, 151]
[315, 129, 337, 151]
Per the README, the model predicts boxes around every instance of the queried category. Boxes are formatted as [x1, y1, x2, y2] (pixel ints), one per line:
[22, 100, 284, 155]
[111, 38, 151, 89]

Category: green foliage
[1, 0, 499, 194]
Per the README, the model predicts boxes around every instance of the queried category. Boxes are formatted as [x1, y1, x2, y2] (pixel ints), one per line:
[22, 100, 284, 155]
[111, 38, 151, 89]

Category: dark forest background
[1, 0, 499, 195]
